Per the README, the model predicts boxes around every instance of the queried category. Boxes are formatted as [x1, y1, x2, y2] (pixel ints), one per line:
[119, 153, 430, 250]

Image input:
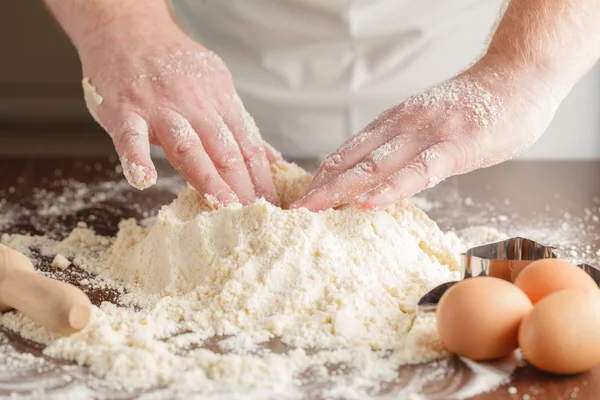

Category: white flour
[10, 160, 598, 398]
[81, 78, 103, 128]
[0, 162, 472, 399]
[120, 156, 156, 191]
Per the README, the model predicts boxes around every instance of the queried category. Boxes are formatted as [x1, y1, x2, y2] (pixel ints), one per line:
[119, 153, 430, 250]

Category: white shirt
[172, 0, 505, 158]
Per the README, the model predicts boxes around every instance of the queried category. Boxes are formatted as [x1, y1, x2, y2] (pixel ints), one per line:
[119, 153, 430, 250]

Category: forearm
[487, 0, 600, 86]
[43, 0, 176, 50]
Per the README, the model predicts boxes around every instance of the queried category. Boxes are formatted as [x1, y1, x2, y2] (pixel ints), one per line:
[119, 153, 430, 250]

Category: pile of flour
[0, 162, 468, 398]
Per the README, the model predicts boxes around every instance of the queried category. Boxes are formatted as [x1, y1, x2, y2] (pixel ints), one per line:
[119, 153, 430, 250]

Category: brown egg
[514, 259, 598, 304]
[519, 289, 600, 374]
[436, 277, 533, 361]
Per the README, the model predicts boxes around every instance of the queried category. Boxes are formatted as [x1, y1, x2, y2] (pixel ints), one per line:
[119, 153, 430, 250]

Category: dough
[81, 77, 104, 127]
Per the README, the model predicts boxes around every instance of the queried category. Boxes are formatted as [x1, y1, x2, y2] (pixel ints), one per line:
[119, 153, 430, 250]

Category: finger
[84, 80, 158, 191]
[110, 112, 158, 190]
[353, 143, 455, 210]
[185, 109, 256, 205]
[223, 98, 280, 206]
[262, 141, 283, 164]
[290, 135, 426, 211]
[154, 109, 238, 206]
[307, 111, 403, 193]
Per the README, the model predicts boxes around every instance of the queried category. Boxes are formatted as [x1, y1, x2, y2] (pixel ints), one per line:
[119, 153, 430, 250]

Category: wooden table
[0, 157, 599, 400]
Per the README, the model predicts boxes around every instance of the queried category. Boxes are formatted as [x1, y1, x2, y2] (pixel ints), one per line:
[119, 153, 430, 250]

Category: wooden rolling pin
[0, 245, 92, 335]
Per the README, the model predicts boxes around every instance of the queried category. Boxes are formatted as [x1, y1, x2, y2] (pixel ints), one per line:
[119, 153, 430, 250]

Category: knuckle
[212, 151, 243, 171]
[403, 159, 429, 179]
[197, 173, 221, 191]
[370, 120, 397, 141]
[242, 143, 266, 160]
[321, 154, 343, 173]
[116, 89, 138, 104]
[356, 158, 378, 175]
[432, 128, 452, 142]
[190, 100, 211, 113]
[377, 180, 397, 194]
[113, 84, 146, 106]
[445, 141, 473, 173]
[174, 138, 200, 158]
[117, 129, 144, 147]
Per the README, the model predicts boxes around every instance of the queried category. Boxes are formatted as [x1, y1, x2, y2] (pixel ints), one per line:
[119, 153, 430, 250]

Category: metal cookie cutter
[417, 237, 600, 313]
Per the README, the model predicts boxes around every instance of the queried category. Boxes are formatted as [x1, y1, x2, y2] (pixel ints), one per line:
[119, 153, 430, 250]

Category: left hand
[78, 19, 281, 205]
[291, 55, 564, 211]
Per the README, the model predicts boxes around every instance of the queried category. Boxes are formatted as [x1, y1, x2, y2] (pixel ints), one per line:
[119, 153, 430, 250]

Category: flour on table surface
[0, 161, 598, 399]
[406, 196, 442, 212]
[0, 162, 464, 398]
[434, 188, 600, 266]
[51, 254, 71, 270]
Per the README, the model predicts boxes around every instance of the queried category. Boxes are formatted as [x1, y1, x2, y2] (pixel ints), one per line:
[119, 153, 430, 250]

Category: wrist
[80, 17, 189, 68]
[485, 41, 579, 98]
[46, 0, 178, 54]
[474, 51, 571, 106]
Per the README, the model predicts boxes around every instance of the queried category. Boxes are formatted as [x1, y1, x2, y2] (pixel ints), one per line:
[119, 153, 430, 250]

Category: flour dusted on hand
[0, 162, 463, 398]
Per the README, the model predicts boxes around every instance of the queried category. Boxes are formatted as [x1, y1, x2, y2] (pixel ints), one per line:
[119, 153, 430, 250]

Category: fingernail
[264, 142, 283, 162]
[121, 157, 157, 191]
[289, 202, 301, 209]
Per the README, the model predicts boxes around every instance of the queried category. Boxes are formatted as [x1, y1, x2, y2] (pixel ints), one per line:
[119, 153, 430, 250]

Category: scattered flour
[121, 156, 157, 191]
[406, 196, 441, 213]
[3, 160, 596, 399]
[0, 162, 469, 398]
[404, 73, 503, 128]
[50, 254, 70, 270]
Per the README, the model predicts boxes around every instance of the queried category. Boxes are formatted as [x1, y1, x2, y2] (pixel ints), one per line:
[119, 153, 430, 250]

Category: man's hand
[44, 0, 280, 206]
[293, 0, 600, 211]
[291, 57, 559, 211]
[80, 26, 281, 205]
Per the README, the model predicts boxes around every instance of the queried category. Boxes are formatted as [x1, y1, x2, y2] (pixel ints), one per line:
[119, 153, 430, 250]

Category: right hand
[292, 55, 563, 211]
[78, 18, 281, 206]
